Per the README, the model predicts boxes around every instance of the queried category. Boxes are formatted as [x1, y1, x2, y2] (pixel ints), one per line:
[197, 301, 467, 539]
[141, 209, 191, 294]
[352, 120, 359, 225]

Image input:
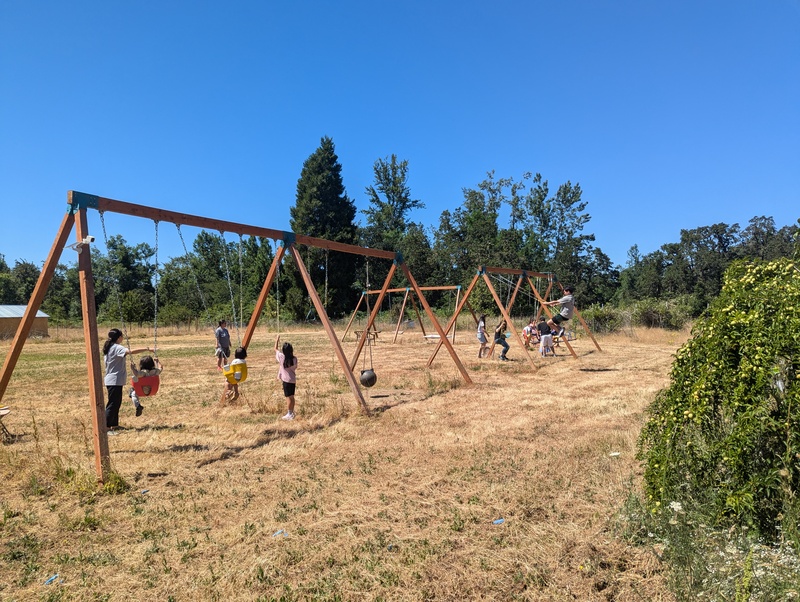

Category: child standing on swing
[275, 335, 298, 420]
[102, 328, 153, 431]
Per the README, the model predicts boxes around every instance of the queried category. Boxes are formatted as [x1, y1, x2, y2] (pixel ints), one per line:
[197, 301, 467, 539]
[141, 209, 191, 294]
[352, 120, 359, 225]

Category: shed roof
[0, 305, 49, 319]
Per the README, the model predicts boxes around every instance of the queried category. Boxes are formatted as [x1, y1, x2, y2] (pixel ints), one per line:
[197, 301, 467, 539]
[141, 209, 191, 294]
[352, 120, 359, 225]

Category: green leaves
[639, 257, 800, 542]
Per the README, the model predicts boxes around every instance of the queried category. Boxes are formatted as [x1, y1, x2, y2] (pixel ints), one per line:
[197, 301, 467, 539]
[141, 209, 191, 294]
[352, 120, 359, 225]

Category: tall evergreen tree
[287, 137, 359, 319]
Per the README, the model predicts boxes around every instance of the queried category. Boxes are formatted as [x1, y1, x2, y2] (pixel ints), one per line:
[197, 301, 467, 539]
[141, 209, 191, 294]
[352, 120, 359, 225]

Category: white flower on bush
[669, 501, 683, 513]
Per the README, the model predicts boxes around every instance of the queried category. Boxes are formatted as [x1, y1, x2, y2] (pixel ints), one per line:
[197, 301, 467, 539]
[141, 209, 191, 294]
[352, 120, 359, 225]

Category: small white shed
[0, 306, 49, 338]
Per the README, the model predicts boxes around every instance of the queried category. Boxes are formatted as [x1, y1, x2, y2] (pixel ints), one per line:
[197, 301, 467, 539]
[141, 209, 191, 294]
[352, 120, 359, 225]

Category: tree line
[1, 136, 797, 327]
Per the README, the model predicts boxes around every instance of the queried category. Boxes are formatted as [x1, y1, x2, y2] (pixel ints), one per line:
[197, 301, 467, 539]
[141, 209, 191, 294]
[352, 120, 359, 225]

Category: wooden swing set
[426, 266, 602, 371]
[341, 285, 463, 344]
[0, 191, 471, 482]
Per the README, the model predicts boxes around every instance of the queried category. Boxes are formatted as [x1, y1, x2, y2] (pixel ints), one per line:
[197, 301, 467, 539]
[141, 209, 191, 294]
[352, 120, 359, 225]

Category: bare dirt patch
[0, 324, 685, 600]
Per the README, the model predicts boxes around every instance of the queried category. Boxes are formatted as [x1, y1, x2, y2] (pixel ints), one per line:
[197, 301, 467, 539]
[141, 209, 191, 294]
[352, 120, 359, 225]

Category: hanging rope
[99, 211, 131, 350]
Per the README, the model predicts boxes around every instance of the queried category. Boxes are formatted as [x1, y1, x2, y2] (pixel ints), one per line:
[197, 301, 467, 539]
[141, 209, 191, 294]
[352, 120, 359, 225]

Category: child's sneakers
[281, 412, 295, 421]
[130, 390, 143, 416]
[558, 327, 566, 337]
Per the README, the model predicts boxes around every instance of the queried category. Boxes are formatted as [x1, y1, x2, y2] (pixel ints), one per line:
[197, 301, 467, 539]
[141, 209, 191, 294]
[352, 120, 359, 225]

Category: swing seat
[355, 330, 381, 341]
[0, 407, 13, 444]
[131, 375, 160, 397]
[423, 333, 454, 343]
[360, 369, 377, 388]
[223, 363, 248, 385]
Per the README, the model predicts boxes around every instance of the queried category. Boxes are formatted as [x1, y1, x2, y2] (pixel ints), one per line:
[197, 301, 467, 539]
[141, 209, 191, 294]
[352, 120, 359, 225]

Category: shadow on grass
[367, 391, 422, 414]
[109, 423, 186, 434]
[196, 415, 346, 467]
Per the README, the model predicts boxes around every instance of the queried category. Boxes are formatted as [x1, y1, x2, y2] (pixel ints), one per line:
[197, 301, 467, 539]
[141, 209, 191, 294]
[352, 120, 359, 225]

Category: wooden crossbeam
[69, 191, 397, 260]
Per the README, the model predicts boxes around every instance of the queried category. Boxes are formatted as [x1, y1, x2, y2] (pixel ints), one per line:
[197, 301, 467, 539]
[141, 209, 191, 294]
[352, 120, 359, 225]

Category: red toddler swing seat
[131, 375, 160, 397]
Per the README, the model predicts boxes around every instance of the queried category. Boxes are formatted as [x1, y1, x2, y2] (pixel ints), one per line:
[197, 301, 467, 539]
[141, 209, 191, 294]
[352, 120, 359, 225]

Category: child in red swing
[102, 328, 152, 431]
[275, 335, 298, 420]
[129, 355, 163, 416]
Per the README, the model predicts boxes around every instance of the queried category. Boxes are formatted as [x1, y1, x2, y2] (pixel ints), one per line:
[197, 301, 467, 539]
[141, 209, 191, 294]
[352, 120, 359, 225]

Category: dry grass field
[0, 321, 689, 601]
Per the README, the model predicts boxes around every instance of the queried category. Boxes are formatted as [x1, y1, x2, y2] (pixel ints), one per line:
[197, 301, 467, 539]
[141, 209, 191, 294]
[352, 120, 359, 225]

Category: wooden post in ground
[341, 292, 366, 342]
[408, 292, 427, 337]
[392, 289, 411, 343]
[73, 202, 110, 482]
[288, 245, 370, 415]
[0, 212, 74, 404]
[242, 244, 286, 349]
[533, 277, 554, 322]
[481, 271, 538, 371]
[350, 263, 396, 371]
[554, 281, 602, 353]
[487, 273, 525, 358]
[400, 262, 472, 385]
[526, 276, 578, 359]
[427, 272, 481, 367]
[452, 286, 461, 344]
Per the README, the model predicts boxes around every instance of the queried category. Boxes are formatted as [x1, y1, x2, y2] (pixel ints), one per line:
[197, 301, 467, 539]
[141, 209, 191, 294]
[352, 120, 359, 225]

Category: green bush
[629, 298, 690, 330]
[580, 304, 624, 334]
[638, 258, 800, 542]
[158, 303, 196, 325]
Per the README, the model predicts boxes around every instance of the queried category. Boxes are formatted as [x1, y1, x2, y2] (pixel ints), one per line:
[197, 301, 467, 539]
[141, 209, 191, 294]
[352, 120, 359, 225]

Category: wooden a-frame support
[0, 191, 472, 482]
[390, 286, 460, 344]
[426, 266, 602, 370]
[344, 265, 472, 385]
[341, 285, 462, 344]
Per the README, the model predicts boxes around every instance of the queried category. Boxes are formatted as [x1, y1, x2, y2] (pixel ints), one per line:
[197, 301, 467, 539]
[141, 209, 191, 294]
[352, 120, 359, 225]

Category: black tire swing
[358, 254, 378, 388]
[359, 331, 378, 388]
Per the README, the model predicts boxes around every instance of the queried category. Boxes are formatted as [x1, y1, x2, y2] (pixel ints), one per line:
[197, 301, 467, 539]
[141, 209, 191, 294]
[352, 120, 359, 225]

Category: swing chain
[219, 231, 242, 346]
[176, 224, 210, 320]
[99, 211, 131, 350]
[238, 234, 244, 337]
[275, 241, 281, 333]
[152, 220, 159, 357]
[324, 247, 329, 310]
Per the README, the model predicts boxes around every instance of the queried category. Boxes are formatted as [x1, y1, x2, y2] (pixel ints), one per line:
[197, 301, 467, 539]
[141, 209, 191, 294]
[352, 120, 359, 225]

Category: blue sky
[1, 0, 798, 272]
